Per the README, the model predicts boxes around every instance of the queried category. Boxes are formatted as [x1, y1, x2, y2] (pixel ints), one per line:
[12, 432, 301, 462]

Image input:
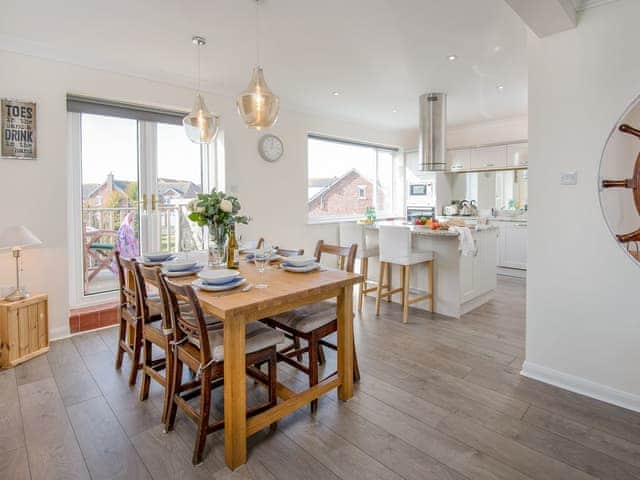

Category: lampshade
[183, 94, 220, 144]
[236, 66, 280, 130]
[0, 226, 42, 250]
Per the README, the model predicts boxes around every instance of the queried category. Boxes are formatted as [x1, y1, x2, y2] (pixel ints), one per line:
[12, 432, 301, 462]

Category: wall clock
[258, 134, 284, 163]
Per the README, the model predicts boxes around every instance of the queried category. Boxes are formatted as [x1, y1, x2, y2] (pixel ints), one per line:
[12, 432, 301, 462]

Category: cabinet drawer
[470, 145, 507, 170]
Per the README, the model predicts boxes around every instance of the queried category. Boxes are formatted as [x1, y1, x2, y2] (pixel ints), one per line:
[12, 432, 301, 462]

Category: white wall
[0, 50, 404, 339]
[525, 0, 640, 410]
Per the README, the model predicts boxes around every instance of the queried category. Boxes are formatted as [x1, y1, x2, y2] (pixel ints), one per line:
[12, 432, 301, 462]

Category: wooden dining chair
[163, 280, 284, 465]
[262, 240, 360, 414]
[114, 251, 161, 386]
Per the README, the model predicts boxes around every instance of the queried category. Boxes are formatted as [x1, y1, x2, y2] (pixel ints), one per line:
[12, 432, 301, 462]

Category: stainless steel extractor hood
[418, 93, 447, 171]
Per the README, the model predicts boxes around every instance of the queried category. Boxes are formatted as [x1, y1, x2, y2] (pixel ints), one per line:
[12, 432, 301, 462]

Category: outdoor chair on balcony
[83, 227, 117, 290]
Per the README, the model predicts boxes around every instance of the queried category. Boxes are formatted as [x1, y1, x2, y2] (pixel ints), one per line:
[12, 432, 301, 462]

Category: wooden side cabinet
[0, 294, 49, 368]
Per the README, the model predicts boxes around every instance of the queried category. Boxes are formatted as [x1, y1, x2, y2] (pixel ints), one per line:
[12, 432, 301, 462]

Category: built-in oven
[407, 206, 435, 223]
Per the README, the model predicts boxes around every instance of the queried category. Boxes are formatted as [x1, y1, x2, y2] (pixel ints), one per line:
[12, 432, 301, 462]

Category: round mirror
[599, 96, 640, 263]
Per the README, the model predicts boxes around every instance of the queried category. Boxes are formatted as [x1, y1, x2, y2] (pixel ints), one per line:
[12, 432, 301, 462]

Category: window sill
[307, 215, 402, 225]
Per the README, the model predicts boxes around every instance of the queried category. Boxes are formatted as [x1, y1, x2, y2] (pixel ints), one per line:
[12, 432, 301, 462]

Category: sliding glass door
[71, 100, 212, 298]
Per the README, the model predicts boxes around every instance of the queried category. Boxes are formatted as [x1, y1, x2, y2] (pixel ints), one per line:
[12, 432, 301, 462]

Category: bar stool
[375, 225, 435, 324]
[339, 222, 380, 311]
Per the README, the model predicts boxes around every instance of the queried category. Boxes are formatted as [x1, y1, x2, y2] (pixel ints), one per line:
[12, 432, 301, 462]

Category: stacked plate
[141, 252, 176, 265]
[162, 260, 203, 277]
[280, 255, 321, 273]
[193, 269, 246, 291]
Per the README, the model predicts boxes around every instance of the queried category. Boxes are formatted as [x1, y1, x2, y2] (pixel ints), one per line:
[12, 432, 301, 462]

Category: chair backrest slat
[139, 265, 172, 330]
[164, 280, 213, 365]
[115, 251, 142, 317]
[313, 240, 357, 273]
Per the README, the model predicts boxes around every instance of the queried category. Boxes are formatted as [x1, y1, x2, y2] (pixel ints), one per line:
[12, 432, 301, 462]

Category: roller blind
[307, 133, 399, 152]
[66, 95, 186, 126]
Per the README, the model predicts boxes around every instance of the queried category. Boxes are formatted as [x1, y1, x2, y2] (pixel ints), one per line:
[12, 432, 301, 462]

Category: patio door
[69, 97, 213, 301]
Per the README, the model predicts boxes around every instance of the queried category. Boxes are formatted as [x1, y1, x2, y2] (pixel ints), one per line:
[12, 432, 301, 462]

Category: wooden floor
[3, 276, 640, 479]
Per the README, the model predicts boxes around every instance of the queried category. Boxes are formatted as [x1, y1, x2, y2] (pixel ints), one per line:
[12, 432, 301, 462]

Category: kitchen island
[356, 221, 498, 319]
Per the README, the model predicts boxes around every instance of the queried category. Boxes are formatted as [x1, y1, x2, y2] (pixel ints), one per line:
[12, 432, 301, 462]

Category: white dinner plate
[282, 255, 316, 267]
[192, 277, 246, 292]
[164, 260, 199, 272]
[280, 262, 321, 273]
[138, 255, 176, 266]
[163, 265, 203, 277]
[144, 252, 175, 262]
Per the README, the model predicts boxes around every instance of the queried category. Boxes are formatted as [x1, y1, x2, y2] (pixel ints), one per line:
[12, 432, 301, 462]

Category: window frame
[68, 109, 222, 308]
[306, 134, 402, 224]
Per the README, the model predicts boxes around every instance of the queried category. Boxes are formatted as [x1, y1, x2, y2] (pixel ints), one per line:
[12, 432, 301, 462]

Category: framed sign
[1, 99, 37, 159]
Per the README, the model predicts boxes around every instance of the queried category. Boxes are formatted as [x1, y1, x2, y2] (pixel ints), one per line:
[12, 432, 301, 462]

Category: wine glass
[180, 234, 194, 261]
[254, 250, 270, 289]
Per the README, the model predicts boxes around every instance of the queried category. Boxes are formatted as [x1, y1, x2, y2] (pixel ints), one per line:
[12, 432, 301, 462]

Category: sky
[81, 114, 202, 186]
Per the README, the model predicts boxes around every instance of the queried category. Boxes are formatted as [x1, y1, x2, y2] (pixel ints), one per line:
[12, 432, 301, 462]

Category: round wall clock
[258, 134, 284, 163]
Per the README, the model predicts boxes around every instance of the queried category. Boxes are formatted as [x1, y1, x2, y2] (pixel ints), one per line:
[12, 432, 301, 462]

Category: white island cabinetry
[361, 223, 498, 319]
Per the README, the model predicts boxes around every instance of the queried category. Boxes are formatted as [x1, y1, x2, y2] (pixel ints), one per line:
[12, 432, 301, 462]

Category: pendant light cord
[197, 41, 202, 92]
[255, 0, 261, 67]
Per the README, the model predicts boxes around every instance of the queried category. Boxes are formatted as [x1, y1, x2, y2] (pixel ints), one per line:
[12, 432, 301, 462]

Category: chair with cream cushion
[163, 279, 284, 465]
[339, 222, 380, 311]
[375, 225, 435, 323]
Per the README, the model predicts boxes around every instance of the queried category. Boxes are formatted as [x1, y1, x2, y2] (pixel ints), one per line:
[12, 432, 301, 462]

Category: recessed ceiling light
[447, 54, 458, 61]
[497, 85, 505, 91]
[392, 108, 398, 113]
[332, 91, 340, 96]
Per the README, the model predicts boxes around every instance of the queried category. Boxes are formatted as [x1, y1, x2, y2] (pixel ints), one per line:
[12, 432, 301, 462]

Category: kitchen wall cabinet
[507, 142, 528, 167]
[470, 145, 507, 170]
[447, 149, 470, 171]
[496, 221, 527, 270]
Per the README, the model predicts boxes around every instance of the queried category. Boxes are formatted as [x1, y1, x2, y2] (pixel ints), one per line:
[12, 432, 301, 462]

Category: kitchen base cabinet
[496, 221, 527, 270]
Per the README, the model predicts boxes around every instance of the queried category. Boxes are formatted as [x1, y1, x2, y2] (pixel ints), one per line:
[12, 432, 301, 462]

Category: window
[68, 96, 222, 301]
[307, 135, 400, 221]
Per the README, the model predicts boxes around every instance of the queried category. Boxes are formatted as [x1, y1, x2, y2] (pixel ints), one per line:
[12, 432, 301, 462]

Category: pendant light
[184, 36, 219, 144]
[236, 0, 280, 130]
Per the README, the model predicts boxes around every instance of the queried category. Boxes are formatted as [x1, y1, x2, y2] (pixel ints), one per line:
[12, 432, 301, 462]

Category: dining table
[150, 257, 362, 470]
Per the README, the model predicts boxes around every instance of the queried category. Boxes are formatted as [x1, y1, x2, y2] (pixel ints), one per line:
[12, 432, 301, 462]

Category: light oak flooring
[3, 276, 640, 479]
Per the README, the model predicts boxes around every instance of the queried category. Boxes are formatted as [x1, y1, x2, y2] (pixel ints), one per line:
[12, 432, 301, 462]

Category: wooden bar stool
[375, 225, 435, 324]
[339, 223, 380, 311]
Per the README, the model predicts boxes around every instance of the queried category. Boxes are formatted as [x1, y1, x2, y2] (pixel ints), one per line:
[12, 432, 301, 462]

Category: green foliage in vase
[187, 189, 250, 231]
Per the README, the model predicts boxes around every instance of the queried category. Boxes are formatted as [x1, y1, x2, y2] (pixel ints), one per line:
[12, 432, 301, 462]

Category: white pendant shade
[236, 66, 280, 130]
[183, 94, 219, 144]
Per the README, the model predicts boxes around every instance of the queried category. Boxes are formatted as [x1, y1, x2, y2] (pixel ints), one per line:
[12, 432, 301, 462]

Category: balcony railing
[82, 204, 203, 294]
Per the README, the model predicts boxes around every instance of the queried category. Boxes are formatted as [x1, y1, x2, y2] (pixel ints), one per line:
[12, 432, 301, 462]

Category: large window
[307, 135, 400, 221]
[68, 96, 220, 300]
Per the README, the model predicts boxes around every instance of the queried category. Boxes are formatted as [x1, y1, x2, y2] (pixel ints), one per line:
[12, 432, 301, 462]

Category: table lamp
[0, 226, 42, 301]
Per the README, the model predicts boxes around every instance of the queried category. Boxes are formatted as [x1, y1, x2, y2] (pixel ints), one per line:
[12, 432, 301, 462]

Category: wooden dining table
[156, 260, 362, 470]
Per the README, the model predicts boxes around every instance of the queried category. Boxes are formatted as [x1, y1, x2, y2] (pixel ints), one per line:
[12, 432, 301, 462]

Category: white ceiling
[0, 0, 530, 129]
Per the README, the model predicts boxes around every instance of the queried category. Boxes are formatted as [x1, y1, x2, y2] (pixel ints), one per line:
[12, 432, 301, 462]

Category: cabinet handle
[485, 163, 495, 167]
[515, 223, 527, 227]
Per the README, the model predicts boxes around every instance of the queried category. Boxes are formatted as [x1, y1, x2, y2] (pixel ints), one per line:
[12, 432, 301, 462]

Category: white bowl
[282, 255, 316, 267]
[198, 269, 241, 285]
[165, 260, 199, 272]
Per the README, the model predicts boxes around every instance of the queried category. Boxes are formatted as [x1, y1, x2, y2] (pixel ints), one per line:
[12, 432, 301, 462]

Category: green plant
[187, 189, 250, 231]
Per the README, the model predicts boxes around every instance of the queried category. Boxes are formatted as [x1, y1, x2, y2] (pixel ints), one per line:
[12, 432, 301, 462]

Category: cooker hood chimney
[418, 93, 447, 171]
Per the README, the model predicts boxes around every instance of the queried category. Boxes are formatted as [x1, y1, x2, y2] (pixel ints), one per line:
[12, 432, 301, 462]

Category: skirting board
[521, 361, 640, 413]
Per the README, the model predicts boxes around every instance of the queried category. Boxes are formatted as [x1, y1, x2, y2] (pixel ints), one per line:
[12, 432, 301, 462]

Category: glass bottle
[226, 224, 239, 269]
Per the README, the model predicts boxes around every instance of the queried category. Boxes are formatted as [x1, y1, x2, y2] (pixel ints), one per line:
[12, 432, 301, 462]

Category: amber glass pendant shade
[184, 93, 219, 144]
[236, 66, 280, 130]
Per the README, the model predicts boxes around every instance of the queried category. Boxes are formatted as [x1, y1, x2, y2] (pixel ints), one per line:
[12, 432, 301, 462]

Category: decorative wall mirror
[599, 97, 640, 262]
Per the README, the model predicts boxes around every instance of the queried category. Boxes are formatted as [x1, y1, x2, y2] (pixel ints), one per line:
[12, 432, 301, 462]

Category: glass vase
[208, 224, 228, 267]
